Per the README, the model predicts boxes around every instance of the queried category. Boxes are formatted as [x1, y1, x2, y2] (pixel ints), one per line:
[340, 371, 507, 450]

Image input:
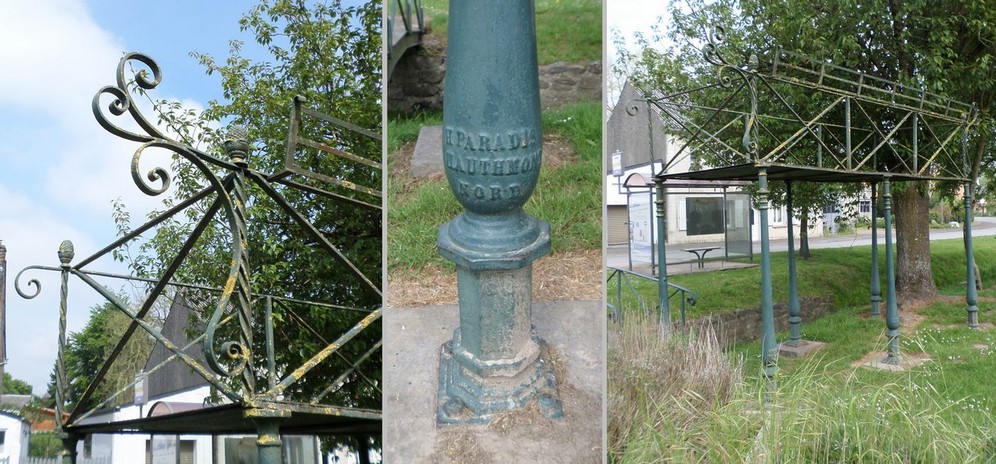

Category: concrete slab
[857, 351, 931, 372]
[411, 125, 443, 178]
[383, 301, 603, 463]
[777, 340, 827, 358]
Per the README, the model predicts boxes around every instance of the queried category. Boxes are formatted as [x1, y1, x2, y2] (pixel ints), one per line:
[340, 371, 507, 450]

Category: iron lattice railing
[630, 26, 978, 182]
[606, 267, 696, 327]
[15, 52, 382, 439]
[386, 0, 425, 77]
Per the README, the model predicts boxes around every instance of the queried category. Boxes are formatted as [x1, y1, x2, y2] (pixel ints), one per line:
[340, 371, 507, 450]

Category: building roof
[659, 162, 962, 183]
[143, 294, 210, 399]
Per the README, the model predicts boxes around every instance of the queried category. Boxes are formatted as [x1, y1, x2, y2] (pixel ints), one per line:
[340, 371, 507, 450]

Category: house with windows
[72, 296, 323, 464]
[606, 80, 825, 257]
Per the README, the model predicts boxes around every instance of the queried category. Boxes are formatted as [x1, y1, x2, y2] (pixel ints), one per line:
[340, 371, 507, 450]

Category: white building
[0, 411, 31, 464]
[71, 297, 323, 464]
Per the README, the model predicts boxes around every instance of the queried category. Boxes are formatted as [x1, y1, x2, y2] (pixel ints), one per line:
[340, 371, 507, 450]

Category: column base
[437, 331, 562, 426]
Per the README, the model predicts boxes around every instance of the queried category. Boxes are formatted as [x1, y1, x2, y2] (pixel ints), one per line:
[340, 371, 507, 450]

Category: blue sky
[0, 0, 275, 393]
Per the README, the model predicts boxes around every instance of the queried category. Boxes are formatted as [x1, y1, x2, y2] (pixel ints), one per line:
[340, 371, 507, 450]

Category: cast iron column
[436, 0, 562, 425]
[248, 410, 288, 464]
[870, 183, 881, 316]
[655, 178, 670, 324]
[786, 181, 801, 345]
[883, 177, 901, 364]
[758, 167, 777, 389]
[59, 434, 79, 464]
[56, 241, 75, 463]
[965, 180, 979, 328]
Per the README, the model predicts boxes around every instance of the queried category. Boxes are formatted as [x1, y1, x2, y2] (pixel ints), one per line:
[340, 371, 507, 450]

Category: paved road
[607, 216, 996, 273]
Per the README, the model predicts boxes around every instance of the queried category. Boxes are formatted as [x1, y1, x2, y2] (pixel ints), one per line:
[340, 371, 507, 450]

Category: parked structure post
[966, 181, 979, 328]
[248, 409, 289, 464]
[57, 241, 75, 463]
[882, 176, 901, 364]
[870, 182, 881, 316]
[655, 179, 670, 324]
[757, 167, 777, 390]
[786, 181, 801, 346]
[436, 0, 562, 425]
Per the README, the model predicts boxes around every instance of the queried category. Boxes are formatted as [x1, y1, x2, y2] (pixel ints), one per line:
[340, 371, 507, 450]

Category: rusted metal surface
[435, 0, 562, 426]
[14, 52, 383, 458]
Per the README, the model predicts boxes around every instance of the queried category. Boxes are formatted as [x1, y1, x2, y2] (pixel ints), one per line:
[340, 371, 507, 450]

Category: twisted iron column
[224, 125, 256, 393]
[56, 241, 75, 462]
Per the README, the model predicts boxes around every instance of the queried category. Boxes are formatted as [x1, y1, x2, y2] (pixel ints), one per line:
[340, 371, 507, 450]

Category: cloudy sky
[0, 0, 663, 396]
[0, 0, 265, 393]
[606, 0, 672, 110]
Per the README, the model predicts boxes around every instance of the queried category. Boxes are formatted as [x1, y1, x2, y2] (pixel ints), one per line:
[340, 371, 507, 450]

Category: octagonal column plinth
[436, 0, 561, 426]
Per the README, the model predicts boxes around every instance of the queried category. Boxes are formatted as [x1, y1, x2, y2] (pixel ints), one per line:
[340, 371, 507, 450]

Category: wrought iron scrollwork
[92, 52, 235, 198]
[700, 25, 760, 157]
[92, 53, 257, 386]
[14, 265, 47, 299]
[17, 50, 383, 435]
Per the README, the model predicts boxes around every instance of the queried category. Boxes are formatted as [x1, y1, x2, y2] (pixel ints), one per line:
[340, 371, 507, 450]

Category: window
[770, 203, 784, 224]
[860, 199, 872, 213]
[0, 430, 6, 455]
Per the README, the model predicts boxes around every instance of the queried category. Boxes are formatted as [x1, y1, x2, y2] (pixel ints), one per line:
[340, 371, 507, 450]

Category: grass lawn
[387, 101, 601, 274]
[610, 236, 996, 462]
[609, 236, 996, 319]
[416, 0, 602, 65]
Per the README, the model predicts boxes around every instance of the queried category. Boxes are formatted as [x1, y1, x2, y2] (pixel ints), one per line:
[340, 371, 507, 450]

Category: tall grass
[608, 314, 744, 462]
[613, 341, 996, 462]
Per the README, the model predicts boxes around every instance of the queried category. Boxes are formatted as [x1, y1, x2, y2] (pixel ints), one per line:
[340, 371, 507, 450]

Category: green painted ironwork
[627, 24, 981, 391]
[882, 177, 901, 364]
[965, 125, 980, 329]
[655, 179, 671, 324]
[965, 181, 979, 328]
[786, 181, 802, 346]
[758, 168, 778, 388]
[643, 28, 977, 182]
[606, 267, 696, 327]
[870, 182, 882, 316]
[387, 0, 425, 77]
[435, 0, 561, 426]
[15, 52, 382, 460]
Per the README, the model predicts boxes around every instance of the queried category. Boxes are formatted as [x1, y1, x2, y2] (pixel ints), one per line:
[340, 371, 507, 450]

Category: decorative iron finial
[223, 124, 252, 167]
[57, 240, 75, 267]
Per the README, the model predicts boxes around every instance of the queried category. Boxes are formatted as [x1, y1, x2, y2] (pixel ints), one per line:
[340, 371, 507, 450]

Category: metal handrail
[606, 267, 696, 327]
[387, 0, 425, 71]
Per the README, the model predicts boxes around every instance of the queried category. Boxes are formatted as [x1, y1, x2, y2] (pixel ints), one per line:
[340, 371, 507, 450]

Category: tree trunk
[894, 185, 936, 302]
[799, 212, 811, 259]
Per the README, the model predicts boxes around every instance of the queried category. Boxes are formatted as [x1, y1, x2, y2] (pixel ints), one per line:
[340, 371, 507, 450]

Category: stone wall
[538, 61, 602, 108]
[388, 43, 446, 114]
[388, 39, 601, 113]
[684, 296, 837, 347]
